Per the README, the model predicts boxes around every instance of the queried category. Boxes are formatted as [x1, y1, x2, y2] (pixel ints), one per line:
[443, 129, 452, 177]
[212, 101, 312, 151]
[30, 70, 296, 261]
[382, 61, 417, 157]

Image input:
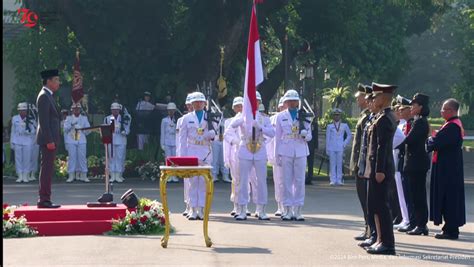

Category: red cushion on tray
[166, 157, 199, 166]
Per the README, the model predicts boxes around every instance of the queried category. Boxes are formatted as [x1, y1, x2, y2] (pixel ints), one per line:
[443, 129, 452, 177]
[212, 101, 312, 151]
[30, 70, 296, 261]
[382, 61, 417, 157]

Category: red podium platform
[13, 205, 130, 236]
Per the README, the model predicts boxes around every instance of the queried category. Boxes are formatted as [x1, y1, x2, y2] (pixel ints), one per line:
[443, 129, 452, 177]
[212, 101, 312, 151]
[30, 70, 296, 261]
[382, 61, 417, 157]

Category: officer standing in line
[267, 97, 287, 216]
[224, 96, 244, 217]
[274, 90, 312, 221]
[325, 108, 352, 186]
[64, 103, 91, 183]
[364, 83, 398, 255]
[161, 102, 178, 183]
[231, 91, 274, 221]
[178, 92, 217, 220]
[350, 83, 372, 241]
[11, 102, 36, 183]
[104, 102, 131, 183]
[177, 93, 194, 217]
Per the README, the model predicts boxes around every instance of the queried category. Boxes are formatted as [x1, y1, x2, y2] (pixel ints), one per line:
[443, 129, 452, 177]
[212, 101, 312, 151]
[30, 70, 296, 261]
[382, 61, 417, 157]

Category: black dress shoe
[354, 231, 367, 241]
[407, 226, 429, 236]
[37, 201, 61, 208]
[398, 224, 415, 232]
[358, 237, 376, 248]
[366, 244, 396, 255]
[435, 232, 458, 240]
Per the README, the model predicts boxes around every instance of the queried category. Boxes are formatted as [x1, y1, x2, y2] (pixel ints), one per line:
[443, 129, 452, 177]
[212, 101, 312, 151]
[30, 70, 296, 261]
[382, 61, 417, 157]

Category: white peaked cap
[283, 89, 299, 101]
[110, 102, 122, 110]
[167, 102, 177, 110]
[17, 102, 28, 110]
[191, 92, 206, 103]
[232, 96, 244, 107]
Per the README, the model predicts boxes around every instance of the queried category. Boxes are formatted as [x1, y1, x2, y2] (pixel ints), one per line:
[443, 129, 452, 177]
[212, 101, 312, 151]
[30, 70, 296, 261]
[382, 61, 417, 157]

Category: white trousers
[281, 156, 307, 206]
[184, 179, 191, 205]
[189, 176, 206, 208]
[137, 134, 149, 150]
[30, 144, 39, 173]
[395, 171, 410, 224]
[66, 143, 88, 173]
[328, 150, 344, 184]
[108, 144, 126, 173]
[211, 141, 229, 180]
[229, 157, 240, 203]
[238, 159, 267, 205]
[14, 144, 32, 175]
[249, 167, 258, 204]
[272, 164, 283, 203]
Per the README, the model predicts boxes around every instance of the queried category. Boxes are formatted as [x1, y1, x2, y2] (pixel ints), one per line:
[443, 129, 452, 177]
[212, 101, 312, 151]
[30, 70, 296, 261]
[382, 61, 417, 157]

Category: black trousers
[401, 171, 416, 226]
[356, 177, 370, 235]
[407, 171, 429, 228]
[368, 177, 394, 247]
[39, 145, 56, 202]
[387, 177, 401, 223]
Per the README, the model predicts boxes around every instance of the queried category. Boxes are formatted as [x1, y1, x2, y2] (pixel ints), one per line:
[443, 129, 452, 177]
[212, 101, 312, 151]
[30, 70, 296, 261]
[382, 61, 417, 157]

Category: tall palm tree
[323, 80, 352, 108]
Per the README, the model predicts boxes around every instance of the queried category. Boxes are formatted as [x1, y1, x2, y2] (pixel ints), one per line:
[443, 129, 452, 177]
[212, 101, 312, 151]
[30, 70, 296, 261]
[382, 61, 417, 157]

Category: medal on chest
[334, 122, 341, 136]
[197, 127, 204, 135]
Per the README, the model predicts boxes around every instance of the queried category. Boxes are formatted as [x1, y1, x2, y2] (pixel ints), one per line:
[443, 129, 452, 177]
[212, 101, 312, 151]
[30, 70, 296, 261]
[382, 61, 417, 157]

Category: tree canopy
[5, 0, 452, 114]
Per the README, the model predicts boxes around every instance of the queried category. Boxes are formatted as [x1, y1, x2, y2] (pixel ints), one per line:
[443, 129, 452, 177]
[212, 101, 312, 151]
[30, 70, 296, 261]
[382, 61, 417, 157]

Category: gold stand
[159, 166, 214, 248]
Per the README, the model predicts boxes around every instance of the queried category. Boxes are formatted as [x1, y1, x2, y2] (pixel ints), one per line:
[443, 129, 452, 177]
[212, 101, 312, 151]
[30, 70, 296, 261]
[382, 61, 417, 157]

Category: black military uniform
[350, 84, 372, 241]
[398, 93, 431, 236]
[365, 83, 397, 255]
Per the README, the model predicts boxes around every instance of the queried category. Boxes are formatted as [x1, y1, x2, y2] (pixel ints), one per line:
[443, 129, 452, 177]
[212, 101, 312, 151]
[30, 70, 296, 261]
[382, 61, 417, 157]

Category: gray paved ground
[3, 176, 473, 266]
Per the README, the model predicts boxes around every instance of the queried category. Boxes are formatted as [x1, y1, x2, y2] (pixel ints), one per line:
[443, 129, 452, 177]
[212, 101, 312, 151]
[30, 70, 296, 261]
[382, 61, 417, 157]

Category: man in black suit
[365, 83, 397, 255]
[36, 69, 62, 208]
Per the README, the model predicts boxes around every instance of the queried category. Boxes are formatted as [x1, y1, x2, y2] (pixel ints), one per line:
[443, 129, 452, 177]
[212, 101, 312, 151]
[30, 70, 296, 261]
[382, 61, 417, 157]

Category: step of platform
[28, 220, 115, 236]
[13, 205, 128, 222]
[13, 205, 130, 236]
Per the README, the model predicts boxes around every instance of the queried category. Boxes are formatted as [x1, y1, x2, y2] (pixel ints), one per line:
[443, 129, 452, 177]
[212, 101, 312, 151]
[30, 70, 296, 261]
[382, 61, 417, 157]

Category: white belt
[188, 140, 209, 146]
[283, 133, 300, 139]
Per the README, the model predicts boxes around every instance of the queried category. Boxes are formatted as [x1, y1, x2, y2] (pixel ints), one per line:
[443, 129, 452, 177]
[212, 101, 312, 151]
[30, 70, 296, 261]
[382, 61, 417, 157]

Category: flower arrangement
[3, 204, 38, 238]
[87, 155, 105, 178]
[135, 161, 161, 181]
[107, 198, 169, 235]
[54, 156, 68, 179]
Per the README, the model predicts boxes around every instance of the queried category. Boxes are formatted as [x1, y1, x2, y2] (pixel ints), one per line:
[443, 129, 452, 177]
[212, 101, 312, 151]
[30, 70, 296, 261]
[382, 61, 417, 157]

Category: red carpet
[13, 205, 130, 236]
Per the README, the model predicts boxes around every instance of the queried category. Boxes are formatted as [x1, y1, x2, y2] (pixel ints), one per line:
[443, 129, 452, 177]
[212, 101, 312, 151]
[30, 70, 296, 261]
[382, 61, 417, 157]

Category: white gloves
[121, 130, 127, 135]
[276, 156, 282, 166]
[205, 130, 216, 140]
[300, 129, 308, 137]
[252, 120, 261, 130]
[231, 137, 240, 146]
[231, 117, 244, 128]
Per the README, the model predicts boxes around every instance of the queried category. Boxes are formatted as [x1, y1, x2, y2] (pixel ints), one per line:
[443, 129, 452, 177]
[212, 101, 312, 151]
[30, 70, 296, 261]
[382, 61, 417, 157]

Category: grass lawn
[464, 140, 474, 148]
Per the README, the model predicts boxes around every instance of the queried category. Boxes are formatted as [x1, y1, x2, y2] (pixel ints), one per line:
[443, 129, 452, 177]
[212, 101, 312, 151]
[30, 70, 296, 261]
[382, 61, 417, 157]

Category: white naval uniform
[178, 111, 216, 208]
[160, 116, 177, 160]
[325, 121, 352, 185]
[211, 120, 230, 181]
[393, 121, 409, 225]
[10, 115, 36, 177]
[136, 100, 155, 150]
[176, 116, 190, 206]
[231, 112, 274, 206]
[267, 113, 283, 207]
[64, 114, 90, 174]
[274, 110, 312, 207]
[224, 113, 242, 204]
[104, 114, 131, 173]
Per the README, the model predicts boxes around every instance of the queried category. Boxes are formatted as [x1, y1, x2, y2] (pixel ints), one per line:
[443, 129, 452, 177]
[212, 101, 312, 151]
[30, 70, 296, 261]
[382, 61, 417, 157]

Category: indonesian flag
[242, 3, 264, 132]
[71, 50, 84, 103]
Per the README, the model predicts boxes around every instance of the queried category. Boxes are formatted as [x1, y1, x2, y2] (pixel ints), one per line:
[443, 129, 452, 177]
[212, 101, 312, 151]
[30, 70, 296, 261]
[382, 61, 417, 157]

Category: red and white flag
[242, 3, 264, 133]
[71, 50, 84, 104]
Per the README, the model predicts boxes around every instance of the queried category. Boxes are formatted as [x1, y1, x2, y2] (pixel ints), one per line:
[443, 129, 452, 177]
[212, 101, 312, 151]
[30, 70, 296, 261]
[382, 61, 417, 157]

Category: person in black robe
[427, 98, 466, 240]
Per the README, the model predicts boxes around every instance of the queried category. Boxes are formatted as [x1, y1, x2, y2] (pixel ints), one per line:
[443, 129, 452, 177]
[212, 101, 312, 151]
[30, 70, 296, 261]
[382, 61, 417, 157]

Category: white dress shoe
[188, 208, 198, 220]
[66, 173, 75, 183]
[81, 172, 90, 183]
[28, 172, 37, 181]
